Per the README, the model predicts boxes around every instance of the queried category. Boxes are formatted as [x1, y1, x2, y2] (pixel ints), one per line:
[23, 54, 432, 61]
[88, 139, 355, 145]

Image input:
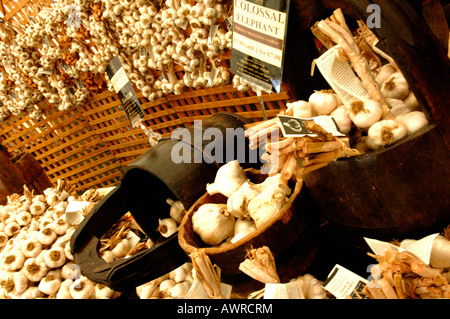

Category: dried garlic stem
[190, 249, 224, 299]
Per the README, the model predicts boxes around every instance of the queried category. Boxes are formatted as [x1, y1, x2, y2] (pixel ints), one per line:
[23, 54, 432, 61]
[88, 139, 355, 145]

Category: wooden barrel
[178, 169, 320, 282]
[10, 152, 53, 195]
[303, 125, 450, 247]
[0, 151, 27, 205]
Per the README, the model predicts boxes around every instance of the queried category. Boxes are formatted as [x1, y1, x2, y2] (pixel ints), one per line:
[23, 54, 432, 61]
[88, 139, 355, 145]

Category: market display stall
[0, 0, 449, 300]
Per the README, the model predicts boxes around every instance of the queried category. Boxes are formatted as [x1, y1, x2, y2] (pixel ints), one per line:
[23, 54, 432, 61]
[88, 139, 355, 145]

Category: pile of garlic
[287, 64, 429, 154]
[0, 0, 236, 121]
[136, 262, 194, 299]
[192, 160, 292, 247]
[0, 181, 123, 299]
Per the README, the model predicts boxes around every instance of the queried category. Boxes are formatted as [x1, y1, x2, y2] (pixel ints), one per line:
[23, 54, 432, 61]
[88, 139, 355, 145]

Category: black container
[70, 113, 262, 291]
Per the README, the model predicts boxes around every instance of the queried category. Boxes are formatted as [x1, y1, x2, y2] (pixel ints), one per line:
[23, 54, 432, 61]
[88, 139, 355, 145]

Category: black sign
[106, 56, 145, 126]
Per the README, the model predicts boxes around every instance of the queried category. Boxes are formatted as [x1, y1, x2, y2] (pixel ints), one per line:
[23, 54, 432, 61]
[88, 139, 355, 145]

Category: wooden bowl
[178, 168, 319, 279]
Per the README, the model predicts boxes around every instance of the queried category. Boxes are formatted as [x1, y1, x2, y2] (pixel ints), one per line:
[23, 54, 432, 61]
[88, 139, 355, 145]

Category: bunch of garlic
[0, 181, 125, 299]
[297, 65, 428, 153]
[136, 262, 194, 299]
[194, 161, 292, 246]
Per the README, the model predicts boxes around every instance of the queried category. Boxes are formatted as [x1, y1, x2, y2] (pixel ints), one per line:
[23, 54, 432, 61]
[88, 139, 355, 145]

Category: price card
[106, 56, 145, 127]
[230, 0, 290, 94]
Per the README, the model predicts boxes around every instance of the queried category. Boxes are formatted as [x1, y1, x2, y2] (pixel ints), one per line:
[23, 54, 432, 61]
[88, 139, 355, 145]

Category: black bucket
[70, 112, 263, 291]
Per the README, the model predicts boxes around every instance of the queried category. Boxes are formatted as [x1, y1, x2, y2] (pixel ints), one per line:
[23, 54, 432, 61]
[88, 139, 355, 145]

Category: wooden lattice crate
[0, 0, 294, 193]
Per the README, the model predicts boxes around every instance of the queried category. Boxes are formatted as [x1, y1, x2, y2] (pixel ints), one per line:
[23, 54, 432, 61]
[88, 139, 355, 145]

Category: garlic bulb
[375, 63, 397, 86]
[247, 189, 289, 229]
[43, 246, 66, 269]
[330, 104, 352, 134]
[22, 257, 48, 282]
[231, 219, 257, 243]
[70, 276, 95, 299]
[402, 91, 420, 111]
[348, 99, 383, 129]
[1, 250, 25, 271]
[38, 270, 62, 295]
[385, 98, 412, 118]
[365, 119, 407, 150]
[192, 203, 235, 246]
[169, 281, 191, 299]
[396, 111, 429, 135]
[286, 100, 315, 118]
[157, 218, 178, 238]
[380, 72, 410, 100]
[166, 198, 186, 224]
[206, 160, 247, 197]
[111, 238, 133, 258]
[227, 182, 260, 219]
[308, 90, 339, 115]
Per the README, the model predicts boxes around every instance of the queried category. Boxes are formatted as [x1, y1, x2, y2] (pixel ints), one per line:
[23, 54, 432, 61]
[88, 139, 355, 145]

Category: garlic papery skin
[396, 111, 429, 135]
[348, 99, 383, 129]
[375, 63, 397, 86]
[192, 203, 235, 246]
[206, 160, 247, 198]
[380, 72, 410, 100]
[308, 90, 339, 115]
[70, 276, 95, 299]
[157, 218, 178, 238]
[330, 104, 352, 134]
[365, 119, 407, 150]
